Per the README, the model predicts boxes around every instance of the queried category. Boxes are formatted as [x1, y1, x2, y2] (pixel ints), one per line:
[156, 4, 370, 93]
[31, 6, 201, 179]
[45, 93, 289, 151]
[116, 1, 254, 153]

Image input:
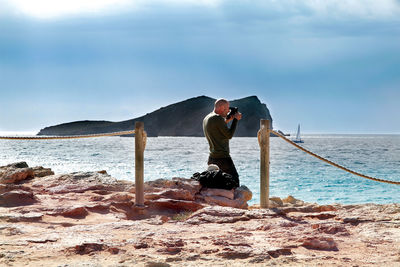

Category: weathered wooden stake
[259, 119, 270, 208]
[135, 121, 145, 206]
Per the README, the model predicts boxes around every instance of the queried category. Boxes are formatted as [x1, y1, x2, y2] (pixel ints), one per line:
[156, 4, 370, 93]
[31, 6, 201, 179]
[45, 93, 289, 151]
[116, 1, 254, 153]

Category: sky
[1, 0, 400, 134]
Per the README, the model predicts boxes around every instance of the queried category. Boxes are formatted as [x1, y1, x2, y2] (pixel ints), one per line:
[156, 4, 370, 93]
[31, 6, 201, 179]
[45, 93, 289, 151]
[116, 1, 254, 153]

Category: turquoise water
[1, 135, 400, 205]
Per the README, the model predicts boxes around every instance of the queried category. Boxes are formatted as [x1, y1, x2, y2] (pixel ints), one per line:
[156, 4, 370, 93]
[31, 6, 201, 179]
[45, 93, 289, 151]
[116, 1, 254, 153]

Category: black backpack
[191, 170, 239, 190]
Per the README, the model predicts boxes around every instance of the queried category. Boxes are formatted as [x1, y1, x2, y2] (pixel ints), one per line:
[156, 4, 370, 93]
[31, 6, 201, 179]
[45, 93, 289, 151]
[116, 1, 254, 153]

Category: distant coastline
[0, 131, 38, 136]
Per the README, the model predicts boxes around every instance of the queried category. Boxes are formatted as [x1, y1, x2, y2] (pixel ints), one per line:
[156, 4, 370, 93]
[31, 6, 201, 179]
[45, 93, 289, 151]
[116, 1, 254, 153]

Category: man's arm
[219, 114, 241, 139]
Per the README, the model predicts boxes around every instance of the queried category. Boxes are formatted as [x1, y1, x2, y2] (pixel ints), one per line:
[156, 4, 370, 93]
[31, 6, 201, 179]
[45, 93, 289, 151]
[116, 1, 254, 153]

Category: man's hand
[225, 112, 242, 123]
[234, 112, 242, 120]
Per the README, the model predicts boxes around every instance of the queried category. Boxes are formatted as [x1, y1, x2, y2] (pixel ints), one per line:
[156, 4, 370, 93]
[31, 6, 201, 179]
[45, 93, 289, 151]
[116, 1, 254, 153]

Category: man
[203, 98, 242, 185]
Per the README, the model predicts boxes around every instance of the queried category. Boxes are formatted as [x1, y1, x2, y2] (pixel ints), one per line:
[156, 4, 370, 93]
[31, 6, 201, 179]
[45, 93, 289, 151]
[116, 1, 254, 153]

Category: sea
[1, 134, 400, 205]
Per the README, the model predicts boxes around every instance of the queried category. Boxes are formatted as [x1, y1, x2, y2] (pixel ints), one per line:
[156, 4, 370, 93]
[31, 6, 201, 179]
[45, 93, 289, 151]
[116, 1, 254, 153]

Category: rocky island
[37, 95, 273, 137]
[1, 162, 400, 266]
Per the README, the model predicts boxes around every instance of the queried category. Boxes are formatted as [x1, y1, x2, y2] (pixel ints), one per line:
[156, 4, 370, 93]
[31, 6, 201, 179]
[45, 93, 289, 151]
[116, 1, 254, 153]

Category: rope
[0, 130, 136, 140]
[270, 129, 400, 185]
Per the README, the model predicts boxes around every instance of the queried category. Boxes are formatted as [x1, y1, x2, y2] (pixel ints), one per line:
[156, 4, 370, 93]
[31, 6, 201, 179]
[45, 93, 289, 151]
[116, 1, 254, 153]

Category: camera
[226, 107, 238, 120]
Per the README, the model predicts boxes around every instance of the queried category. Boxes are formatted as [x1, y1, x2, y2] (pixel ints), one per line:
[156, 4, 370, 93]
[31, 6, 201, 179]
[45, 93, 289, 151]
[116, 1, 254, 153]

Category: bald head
[214, 98, 230, 117]
[214, 99, 228, 109]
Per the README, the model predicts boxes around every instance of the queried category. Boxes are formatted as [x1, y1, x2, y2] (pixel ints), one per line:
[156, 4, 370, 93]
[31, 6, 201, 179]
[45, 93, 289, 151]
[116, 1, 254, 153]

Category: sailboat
[293, 124, 304, 143]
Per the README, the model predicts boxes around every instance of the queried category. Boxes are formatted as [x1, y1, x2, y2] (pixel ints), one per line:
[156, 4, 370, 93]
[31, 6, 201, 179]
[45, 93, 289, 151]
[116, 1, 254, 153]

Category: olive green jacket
[203, 112, 238, 158]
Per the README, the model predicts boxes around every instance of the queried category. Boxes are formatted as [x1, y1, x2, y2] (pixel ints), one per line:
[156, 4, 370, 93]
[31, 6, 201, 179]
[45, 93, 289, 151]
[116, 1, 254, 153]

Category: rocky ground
[1, 162, 400, 267]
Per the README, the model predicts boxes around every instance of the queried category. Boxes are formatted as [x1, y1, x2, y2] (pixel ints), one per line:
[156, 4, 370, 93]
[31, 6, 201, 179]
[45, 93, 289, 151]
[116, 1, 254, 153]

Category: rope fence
[0, 130, 136, 140]
[257, 120, 400, 208]
[0, 124, 146, 207]
[269, 129, 400, 185]
[2, 119, 399, 210]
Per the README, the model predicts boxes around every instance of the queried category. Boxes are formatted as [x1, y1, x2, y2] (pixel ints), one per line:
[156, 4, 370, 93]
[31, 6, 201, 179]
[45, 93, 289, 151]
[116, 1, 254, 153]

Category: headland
[37, 95, 273, 137]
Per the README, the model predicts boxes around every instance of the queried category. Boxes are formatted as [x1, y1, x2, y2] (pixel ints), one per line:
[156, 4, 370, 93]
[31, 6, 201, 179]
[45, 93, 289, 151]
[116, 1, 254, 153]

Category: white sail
[293, 124, 303, 143]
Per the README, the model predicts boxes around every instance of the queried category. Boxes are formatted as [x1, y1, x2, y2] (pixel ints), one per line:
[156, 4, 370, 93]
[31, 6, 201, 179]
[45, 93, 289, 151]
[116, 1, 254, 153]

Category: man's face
[221, 102, 230, 117]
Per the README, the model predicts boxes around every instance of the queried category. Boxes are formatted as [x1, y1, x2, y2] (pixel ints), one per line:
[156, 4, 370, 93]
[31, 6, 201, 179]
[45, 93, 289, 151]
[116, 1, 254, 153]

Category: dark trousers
[208, 156, 239, 185]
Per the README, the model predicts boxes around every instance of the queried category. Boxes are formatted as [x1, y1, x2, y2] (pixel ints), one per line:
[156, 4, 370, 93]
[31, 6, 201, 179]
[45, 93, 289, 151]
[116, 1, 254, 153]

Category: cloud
[0, 0, 222, 19]
[308, 0, 400, 18]
[3, 0, 133, 18]
[2, 0, 400, 20]
[1, 0, 400, 132]
[1, 0, 399, 73]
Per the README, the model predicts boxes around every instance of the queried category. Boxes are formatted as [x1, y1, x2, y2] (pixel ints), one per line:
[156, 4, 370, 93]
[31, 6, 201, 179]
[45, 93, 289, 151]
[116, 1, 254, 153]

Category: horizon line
[1, 131, 399, 137]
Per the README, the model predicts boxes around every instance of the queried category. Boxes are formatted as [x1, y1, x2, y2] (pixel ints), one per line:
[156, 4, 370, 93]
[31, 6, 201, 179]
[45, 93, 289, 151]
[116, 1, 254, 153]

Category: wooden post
[135, 121, 145, 206]
[259, 119, 270, 208]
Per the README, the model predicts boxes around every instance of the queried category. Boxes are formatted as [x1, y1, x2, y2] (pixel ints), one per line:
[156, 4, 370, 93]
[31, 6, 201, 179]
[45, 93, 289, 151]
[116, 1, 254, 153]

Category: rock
[249, 254, 272, 263]
[303, 212, 337, 220]
[69, 242, 107, 255]
[186, 206, 250, 224]
[106, 192, 135, 202]
[283, 195, 297, 204]
[146, 198, 204, 212]
[313, 223, 349, 235]
[217, 247, 253, 259]
[146, 262, 171, 267]
[342, 217, 367, 225]
[3, 162, 29, 169]
[0, 190, 37, 207]
[145, 215, 169, 225]
[212, 236, 252, 247]
[0, 212, 43, 222]
[268, 199, 282, 208]
[25, 237, 58, 243]
[282, 195, 304, 206]
[300, 236, 338, 251]
[202, 248, 220, 254]
[159, 239, 185, 248]
[134, 239, 151, 249]
[141, 178, 253, 211]
[314, 205, 337, 212]
[0, 184, 31, 194]
[267, 248, 293, 258]
[59, 206, 89, 218]
[160, 215, 169, 223]
[145, 178, 201, 197]
[33, 172, 133, 193]
[198, 185, 252, 209]
[157, 247, 182, 255]
[200, 188, 234, 199]
[0, 168, 34, 184]
[256, 224, 273, 231]
[279, 221, 298, 228]
[44, 205, 91, 218]
[234, 185, 252, 202]
[32, 166, 54, 177]
[145, 188, 195, 201]
[204, 195, 247, 209]
[383, 204, 400, 214]
[270, 197, 283, 206]
[277, 204, 318, 214]
[107, 247, 121, 254]
[0, 226, 25, 236]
